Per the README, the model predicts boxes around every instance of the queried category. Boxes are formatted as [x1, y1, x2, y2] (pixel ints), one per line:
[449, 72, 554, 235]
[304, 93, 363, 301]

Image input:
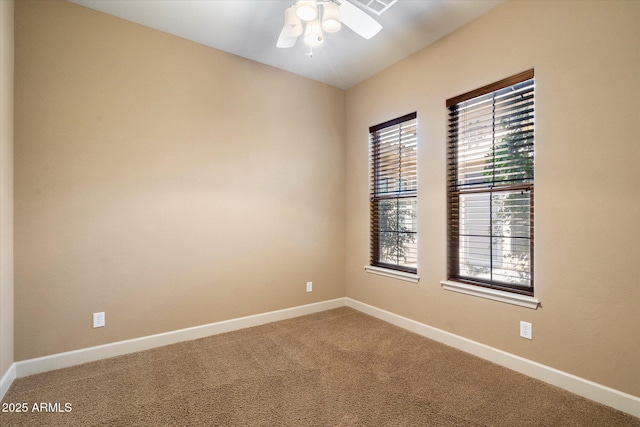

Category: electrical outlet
[93, 312, 105, 328]
[520, 321, 532, 340]
[306, 281, 312, 293]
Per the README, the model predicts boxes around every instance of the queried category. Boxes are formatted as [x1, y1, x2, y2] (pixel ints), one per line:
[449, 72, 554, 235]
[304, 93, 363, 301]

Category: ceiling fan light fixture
[296, 0, 317, 22]
[276, 0, 383, 51]
[304, 19, 323, 46]
[321, 2, 341, 33]
[284, 6, 303, 37]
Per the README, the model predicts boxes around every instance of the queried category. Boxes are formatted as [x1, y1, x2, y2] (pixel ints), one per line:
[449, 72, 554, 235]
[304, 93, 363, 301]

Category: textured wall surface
[14, 0, 346, 360]
[345, 0, 639, 396]
[0, 0, 15, 379]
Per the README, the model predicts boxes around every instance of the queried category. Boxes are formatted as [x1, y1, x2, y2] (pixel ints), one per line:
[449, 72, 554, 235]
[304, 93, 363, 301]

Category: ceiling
[68, 0, 505, 90]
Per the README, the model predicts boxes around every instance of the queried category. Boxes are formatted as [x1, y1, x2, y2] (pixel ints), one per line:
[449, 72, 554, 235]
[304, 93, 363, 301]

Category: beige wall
[0, 0, 15, 378]
[345, 0, 640, 397]
[14, 0, 345, 360]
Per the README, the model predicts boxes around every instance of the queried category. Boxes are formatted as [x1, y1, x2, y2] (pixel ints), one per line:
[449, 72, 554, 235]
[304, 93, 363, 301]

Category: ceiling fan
[276, 0, 383, 49]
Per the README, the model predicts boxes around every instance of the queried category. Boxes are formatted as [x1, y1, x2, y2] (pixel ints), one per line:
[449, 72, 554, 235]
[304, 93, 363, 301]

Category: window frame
[369, 112, 418, 275]
[446, 70, 535, 296]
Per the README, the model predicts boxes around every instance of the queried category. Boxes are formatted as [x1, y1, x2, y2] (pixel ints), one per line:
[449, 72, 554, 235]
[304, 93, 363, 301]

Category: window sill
[365, 266, 420, 283]
[440, 280, 539, 309]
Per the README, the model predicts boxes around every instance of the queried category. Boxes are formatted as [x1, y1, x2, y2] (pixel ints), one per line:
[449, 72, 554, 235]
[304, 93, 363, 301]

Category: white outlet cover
[93, 312, 105, 328]
[520, 321, 532, 339]
[306, 282, 312, 292]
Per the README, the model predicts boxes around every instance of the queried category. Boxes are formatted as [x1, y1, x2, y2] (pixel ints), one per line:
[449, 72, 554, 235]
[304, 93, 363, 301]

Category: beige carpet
[1, 307, 638, 426]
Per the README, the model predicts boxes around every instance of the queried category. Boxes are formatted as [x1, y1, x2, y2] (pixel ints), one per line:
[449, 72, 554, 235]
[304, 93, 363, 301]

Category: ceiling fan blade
[276, 26, 298, 48]
[339, 0, 382, 39]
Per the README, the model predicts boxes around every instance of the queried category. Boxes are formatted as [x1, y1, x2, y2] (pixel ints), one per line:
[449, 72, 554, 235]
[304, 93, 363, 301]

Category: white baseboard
[0, 362, 16, 401]
[345, 298, 640, 419]
[14, 298, 346, 379]
[5, 296, 638, 419]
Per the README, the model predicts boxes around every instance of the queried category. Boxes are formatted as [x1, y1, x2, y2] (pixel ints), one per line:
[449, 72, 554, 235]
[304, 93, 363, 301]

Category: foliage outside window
[446, 71, 534, 295]
[369, 113, 418, 274]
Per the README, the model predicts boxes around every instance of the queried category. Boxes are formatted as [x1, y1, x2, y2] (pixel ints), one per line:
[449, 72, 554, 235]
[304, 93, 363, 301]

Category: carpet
[1, 307, 638, 426]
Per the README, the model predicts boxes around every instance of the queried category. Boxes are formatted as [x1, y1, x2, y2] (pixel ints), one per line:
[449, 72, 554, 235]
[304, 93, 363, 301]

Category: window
[369, 112, 418, 274]
[446, 70, 534, 295]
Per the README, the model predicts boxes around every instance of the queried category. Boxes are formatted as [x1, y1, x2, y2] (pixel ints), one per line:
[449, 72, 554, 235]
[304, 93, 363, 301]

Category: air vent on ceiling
[351, 0, 398, 16]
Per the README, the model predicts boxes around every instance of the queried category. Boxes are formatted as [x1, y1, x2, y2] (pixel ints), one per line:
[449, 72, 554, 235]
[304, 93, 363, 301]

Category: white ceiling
[68, 0, 505, 90]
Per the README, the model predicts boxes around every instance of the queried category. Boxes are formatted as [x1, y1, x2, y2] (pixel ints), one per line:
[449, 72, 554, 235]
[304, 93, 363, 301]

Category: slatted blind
[447, 71, 534, 294]
[369, 112, 418, 273]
